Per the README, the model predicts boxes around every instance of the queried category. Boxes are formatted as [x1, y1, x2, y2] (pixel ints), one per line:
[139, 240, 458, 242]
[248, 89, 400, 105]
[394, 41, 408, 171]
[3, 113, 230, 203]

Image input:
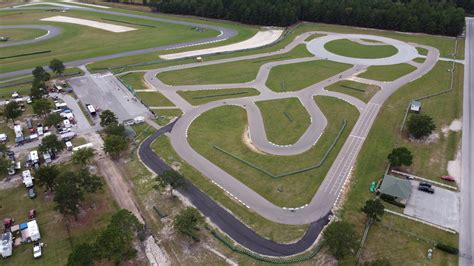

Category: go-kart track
[1, 2, 443, 258]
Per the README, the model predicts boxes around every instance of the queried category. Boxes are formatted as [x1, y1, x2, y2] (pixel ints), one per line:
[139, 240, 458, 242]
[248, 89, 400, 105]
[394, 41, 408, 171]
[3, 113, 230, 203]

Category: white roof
[72, 143, 93, 152]
[30, 150, 39, 161]
[26, 220, 41, 241]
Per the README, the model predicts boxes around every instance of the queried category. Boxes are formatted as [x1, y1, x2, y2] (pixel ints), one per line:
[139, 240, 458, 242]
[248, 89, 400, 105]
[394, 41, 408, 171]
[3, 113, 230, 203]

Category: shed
[410, 100, 422, 113]
[379, 175, 412, 200]
[20, 220, 41, 242]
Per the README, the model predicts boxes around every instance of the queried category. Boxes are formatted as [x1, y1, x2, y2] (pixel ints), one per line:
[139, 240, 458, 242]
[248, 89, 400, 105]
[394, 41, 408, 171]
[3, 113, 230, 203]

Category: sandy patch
[41, 16, 136, 33]
[448, 149, 461, 183]
[410, 132, 439, 144]
[242, 127, 265, 154]
[161, 29, 284, 60]
[61, 1, 110, 9]
[442, 119, 462, 136]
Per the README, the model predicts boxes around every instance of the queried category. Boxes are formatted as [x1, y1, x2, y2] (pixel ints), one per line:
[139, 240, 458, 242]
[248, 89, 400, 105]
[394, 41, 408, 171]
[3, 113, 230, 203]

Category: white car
[33, 243, 42, 259]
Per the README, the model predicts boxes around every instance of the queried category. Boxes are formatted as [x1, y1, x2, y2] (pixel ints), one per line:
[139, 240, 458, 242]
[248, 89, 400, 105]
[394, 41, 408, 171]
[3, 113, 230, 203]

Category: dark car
[28, 187, 37, 199]
[418, 186, 434, 194]
[419, 181, 432, 188]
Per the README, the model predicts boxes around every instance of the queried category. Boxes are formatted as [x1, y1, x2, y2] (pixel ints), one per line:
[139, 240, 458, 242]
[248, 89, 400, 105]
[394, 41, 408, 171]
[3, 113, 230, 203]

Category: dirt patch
[410, 132, 439, 144]
[41, 16, 136, 33]
[242, 127, 265, 154]
[442, 119, 462, 136]
[448, 149, 461, 183]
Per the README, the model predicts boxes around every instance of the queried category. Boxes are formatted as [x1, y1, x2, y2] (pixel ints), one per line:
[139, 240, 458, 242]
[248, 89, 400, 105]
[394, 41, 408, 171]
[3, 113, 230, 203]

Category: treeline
[146, 0, 465, 36]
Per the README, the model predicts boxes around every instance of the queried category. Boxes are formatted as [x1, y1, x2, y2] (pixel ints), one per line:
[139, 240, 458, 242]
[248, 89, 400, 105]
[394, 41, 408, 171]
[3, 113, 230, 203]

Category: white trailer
[72, 143, 93, 152]
[22, 170, 34, 188]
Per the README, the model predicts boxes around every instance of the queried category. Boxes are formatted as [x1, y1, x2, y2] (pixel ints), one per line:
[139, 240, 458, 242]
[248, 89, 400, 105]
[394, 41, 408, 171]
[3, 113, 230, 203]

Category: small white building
[28, 150, 39, 164]
[63, 119, 71, 128]
[20, 220, 41, 242]
[14, 125, 23, 138]
[72, 143, 93, 152]
[65, 141, 73, 151]
[0, 133, 7, 142]
[134, 116, 145, 124]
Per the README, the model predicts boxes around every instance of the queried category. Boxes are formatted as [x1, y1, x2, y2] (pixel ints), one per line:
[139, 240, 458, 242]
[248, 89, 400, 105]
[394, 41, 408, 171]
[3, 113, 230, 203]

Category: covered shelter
[379, 175, 412, 203]
[410, 100, 422, 113]
[20, 220, 41, 243]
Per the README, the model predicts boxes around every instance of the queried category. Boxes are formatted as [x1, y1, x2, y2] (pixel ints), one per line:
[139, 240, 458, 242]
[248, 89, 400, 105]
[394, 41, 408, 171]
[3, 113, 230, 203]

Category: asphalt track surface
[0, 2, 237, 79]
[0, 25, 61, 48]
[460, 18, 473, 265]
[142, 32, 439, 225]
[139, 122, 331, 256]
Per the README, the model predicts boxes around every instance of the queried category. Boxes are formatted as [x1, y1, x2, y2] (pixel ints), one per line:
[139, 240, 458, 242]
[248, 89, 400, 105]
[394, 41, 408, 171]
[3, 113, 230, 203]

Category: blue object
[19, 223, 28, 230]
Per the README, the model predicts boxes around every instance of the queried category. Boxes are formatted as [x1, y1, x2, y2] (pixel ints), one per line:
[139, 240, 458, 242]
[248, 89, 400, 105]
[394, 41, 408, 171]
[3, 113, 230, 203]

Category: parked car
[419, 181, 432, 188]
[28, 187, 37, 199]
[33, 242, 42, 259]
[418, 186, 434, 194]
[441, 175, 455, 182]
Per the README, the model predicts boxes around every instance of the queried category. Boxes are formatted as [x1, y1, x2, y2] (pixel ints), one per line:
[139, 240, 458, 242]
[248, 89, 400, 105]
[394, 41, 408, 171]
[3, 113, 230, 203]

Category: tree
[104, 123, 126, 137]
[0, 156, 10, 179]
[3, 101, 22, 122]
[32, 66, 50, 81]
[407, 114, 436, 139]
[45, 112, 63, 126]
[39, 134, 65, 156]
[35, 165, 60, 191]
[156, 170, 185, 196]
[104, 135, 128, 158]
[54, 173, 84, 220]
[71, 147, 95, 166]
[30, 78, 47, 99]
[323, 221, 359, 260]
[77, 168, 103, 193]
[95, 210, 142, 264]
[49, 58, 65, 75]
[174, 207, 204, 240]
[387, 147, 413, 167]
[361, 199, 385, 222]
[67, 243, 98, 266]
[32, 98, 52, 117]
[100, 110, 118, 127]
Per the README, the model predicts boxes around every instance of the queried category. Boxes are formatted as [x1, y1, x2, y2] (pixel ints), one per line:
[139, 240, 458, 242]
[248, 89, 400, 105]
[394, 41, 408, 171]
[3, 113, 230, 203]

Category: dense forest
[107, 0, 469, 36]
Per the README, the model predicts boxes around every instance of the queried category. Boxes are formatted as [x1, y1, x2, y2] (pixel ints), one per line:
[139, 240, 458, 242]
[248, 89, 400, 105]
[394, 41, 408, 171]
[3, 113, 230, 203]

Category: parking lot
[404, 180, 460, 231]
[68, 72, 151, 122]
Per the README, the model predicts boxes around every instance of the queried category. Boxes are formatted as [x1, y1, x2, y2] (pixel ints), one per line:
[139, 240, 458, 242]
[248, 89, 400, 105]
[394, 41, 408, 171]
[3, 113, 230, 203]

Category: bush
[435, 243, 459, 255]
[380, 194, 406, 208]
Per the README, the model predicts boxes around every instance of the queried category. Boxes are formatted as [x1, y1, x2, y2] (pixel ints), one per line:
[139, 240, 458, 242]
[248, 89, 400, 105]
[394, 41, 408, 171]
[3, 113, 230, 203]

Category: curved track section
[139, 123, 331, 256]
[0, 25, 61, 48]
[0, 2, 237, 79]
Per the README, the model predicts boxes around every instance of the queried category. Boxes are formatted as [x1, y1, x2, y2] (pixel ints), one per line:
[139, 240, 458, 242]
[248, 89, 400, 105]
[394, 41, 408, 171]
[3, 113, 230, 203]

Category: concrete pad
[404, 180, 460, 231]
[41, 16, 136, 33]
[68, 72, 151, 122]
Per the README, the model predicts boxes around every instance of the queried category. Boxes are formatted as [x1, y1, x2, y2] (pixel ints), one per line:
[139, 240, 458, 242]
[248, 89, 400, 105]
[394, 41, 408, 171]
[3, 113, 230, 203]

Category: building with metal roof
[379, 174, 412, 200]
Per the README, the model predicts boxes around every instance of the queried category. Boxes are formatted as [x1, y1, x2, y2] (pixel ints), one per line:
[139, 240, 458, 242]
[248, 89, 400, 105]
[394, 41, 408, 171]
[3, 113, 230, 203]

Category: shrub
[435, 243, 459, 255]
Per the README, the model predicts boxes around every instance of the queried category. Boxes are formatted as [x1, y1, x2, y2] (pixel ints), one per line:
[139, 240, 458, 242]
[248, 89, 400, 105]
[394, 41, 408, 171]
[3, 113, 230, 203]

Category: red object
[441, 175, 455, 182]
[29, 209, 37, 219]
[3, 218, 14, 227]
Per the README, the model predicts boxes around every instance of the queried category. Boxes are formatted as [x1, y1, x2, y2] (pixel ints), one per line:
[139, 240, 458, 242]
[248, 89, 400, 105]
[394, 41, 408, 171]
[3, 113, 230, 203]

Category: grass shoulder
[358, 63, 417, 82]
[177, 88, 259, 106]
[324, 39, 398, 59]
[325, 80, 380, 103]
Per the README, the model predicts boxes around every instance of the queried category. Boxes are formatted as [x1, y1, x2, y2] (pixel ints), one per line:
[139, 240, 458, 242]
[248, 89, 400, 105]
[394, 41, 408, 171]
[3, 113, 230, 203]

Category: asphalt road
[0, 2, 237, 79]
[143, 32, 439, 225]
[460, 18, 473, 265]
[138, 122, 331, 256]
[0, 25, 61, 48]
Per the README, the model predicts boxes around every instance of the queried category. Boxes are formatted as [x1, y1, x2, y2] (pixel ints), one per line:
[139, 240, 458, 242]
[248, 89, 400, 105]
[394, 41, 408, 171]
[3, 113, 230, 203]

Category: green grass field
[413, 57, 426, 63]
[136, 91, 174, 106]
[0, 182, 117, 265]
[187, 96, 358, 207]
[325, 80, 380, 103]
[324, 39, 398, 58]
[155, 109, 182, 125]
[265, 59, 352, 92]
[256, 98, 310, 145]
[156, 44, 312, 86]
[304, 33, 326, 42]
[87, 21, 462, 74]
[0, 9, 219, 73]
[0, 28, 46, 42]
[341, 61, 463, 263]
[177, 88, 260, 105]
[358, 63, 417, 81]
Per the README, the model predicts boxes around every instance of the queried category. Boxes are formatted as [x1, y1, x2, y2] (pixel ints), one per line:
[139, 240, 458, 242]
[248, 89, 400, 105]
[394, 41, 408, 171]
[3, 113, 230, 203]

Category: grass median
[177, 88, 260, 105]
[187, 96, 359, 207]
[265, 59, 352, 92]
[255, 97, 310, 145]
[325, 80, 380, 103]
[324, 38, 398, 58]
[358, 63, 417, 81]
[156, 44, 312, 85]
[341, 61, 463, 263]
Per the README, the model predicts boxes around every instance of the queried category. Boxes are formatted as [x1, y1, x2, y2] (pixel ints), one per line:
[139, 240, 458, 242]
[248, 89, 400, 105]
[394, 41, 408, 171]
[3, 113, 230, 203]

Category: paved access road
[0, 2, 237, 79]
[460, 18, 474, 265]
[0, 25, 61, 48]
[141, 31, 439, 226]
